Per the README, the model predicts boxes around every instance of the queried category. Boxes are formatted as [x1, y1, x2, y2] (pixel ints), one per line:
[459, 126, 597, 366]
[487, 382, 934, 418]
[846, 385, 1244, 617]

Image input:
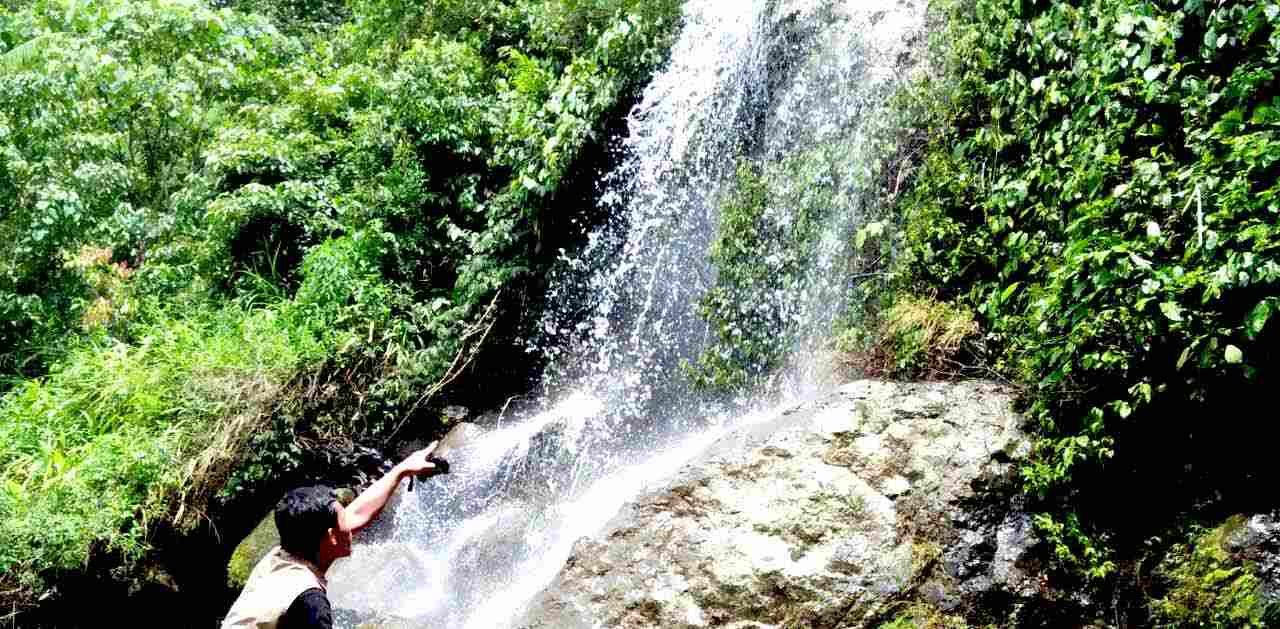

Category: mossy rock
[875, 602, 969, 629]
[1150, 515, 1279, 627]
[228, 512, 280, 589]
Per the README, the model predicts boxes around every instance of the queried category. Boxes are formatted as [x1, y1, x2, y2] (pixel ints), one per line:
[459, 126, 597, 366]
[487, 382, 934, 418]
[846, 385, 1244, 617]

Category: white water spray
[327, 1, 923, 626]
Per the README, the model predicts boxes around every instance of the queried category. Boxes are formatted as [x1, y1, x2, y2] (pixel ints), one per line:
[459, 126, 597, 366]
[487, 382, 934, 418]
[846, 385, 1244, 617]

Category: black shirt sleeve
[278, 587, 332, 629]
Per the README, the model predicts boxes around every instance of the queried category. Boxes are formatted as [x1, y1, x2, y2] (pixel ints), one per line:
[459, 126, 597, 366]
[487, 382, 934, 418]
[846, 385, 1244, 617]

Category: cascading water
[327, 1, 923, 626]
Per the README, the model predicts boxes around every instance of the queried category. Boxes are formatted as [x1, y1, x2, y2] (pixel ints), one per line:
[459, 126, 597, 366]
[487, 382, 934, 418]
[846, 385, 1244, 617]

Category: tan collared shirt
[221, 547, 328, 629]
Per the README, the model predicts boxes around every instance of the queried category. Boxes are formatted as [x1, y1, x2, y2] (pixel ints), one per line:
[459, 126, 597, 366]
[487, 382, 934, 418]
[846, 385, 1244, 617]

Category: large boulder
[227, 512, 280, 589]
[519, 380, 1074, 628]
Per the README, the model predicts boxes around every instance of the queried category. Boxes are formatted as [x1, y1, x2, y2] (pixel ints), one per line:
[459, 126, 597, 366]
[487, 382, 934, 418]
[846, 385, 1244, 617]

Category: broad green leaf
[1224, 344, 1243, 364]
[1251, 105, 1279, 125]
[1130, 382, 1153, 403]
[1160, 301, 1183, 322]
[1246, 299, 1274, 339]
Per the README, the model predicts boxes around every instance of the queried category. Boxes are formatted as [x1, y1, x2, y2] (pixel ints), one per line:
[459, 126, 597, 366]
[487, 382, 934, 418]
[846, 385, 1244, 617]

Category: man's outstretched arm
[338, 442, 441, 533]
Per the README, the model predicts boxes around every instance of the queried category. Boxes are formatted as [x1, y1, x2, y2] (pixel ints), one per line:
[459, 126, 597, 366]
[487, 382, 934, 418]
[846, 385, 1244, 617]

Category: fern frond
[0, 33, 67, 72]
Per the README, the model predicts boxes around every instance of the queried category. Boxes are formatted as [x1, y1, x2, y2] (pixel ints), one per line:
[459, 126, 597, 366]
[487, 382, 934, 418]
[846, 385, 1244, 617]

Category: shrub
[0, 0, 293, 380]
[690, 134, 890, 388]
[876, 296, 978, 378]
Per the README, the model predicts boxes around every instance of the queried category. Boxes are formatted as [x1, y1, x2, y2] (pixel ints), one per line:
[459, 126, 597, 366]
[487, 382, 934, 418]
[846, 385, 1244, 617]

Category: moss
[875, 602, 969, 629]
[750, 489, 869, 561]
[227, 511, 280, 589]
[1149, 516, 1278, 628]
[910, 541, 942, 580]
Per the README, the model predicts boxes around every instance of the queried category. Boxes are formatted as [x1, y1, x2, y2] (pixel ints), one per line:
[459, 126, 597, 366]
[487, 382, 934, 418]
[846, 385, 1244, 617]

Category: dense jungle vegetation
[0, 0, 679, 619]
[880, 0, 1280, 622]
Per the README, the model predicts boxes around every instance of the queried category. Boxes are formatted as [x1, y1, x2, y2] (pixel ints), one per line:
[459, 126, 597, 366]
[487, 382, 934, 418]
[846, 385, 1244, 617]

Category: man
[221, 442, 445, 628]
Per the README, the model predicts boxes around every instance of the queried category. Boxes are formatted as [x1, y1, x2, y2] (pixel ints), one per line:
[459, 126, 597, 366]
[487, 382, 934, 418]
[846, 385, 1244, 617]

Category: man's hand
[340, 441, 444, 533]
[396, 441, 445, 478]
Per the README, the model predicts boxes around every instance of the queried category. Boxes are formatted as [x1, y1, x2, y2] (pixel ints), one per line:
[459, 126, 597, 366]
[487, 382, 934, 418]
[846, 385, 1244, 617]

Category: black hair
[275, 485, 338, 563]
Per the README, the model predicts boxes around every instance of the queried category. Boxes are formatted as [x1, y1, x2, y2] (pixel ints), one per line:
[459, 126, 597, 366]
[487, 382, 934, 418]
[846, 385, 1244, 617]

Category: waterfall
[327, 1, 924, 626]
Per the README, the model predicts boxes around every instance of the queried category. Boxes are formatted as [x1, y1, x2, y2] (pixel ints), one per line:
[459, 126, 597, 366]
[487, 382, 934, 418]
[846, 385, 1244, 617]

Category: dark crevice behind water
[327, 2, 924, 626]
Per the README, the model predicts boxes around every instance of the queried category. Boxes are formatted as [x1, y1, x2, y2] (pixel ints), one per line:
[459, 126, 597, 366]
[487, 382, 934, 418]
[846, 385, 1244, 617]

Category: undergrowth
[0, 290, 344, 595]
[884, 0, 1280, 612]
[1149, 516, 1279, 627]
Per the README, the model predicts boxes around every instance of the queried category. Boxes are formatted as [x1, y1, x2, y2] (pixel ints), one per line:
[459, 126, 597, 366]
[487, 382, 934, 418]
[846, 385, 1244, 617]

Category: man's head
[275, 485, 351, 567]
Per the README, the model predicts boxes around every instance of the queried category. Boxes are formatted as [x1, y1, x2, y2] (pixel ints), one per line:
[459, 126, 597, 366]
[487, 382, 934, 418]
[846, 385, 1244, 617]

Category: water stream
[327, 1, 924, 626]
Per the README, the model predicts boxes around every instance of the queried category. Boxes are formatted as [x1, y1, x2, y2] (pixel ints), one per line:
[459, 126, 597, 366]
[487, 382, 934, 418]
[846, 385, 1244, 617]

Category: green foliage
[0, 0, 294, 377]
[687, 161, 781, 388]
[1150, 516, 1279, 627]
[895, 0, 1280, 578]
[0, 300, 317, 598]
[348, 0, 681, 68]
[690, 137, 877, 388]
[1032, 511, 1116, 580]
[288, 229, 393, 335]
[215, 0, 350, 35]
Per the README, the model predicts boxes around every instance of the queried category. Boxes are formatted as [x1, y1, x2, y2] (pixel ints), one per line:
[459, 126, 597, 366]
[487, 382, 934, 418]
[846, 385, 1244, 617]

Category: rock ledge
[519, 380, 1059, 628]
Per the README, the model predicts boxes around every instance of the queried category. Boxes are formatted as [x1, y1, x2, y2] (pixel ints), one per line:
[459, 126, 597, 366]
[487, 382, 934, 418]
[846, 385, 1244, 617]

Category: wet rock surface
[518, 380, 1062, 628]
[1227, 511, 1280, 604]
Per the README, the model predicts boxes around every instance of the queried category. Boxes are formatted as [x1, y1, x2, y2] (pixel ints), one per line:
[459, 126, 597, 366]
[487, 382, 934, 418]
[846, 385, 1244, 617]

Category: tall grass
[0, 300, 328, 598]
[836, 295, 979, 380]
